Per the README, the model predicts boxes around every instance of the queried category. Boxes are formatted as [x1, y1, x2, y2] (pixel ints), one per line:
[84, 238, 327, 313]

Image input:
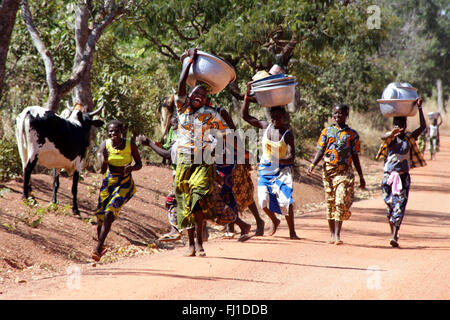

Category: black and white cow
[15, 105, 104, 214]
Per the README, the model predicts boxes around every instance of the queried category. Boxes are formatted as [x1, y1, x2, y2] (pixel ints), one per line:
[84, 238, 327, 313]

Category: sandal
[92, 247, 108, 262]
[238, 223, 251, 242]
[238, 234, 251, 242]
[223, 232, 235, 239]
[335, 240, 344, 245]
[158, 232, 181, 242]
[390, 238, 399, 248]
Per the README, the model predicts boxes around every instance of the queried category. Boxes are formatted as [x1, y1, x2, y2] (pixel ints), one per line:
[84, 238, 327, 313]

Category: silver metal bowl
[381, 82, 418, 100]
[253, 83, 296, 107]
[427, 112, 440, 120]
[377, 99, 418, 117]
[252, 79, 297, 90]
[378, 82, 419, 117]
[252, 75, 296, 88]
[181, 51, 236, 94]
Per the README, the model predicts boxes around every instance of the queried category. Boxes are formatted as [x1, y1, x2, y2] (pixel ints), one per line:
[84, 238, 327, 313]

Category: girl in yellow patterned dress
[93, 120, 142, 261]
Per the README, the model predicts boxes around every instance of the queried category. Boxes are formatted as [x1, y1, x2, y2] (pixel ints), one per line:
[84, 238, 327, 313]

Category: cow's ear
[77, 111, 83, 122]
[92, 119, 104, 128]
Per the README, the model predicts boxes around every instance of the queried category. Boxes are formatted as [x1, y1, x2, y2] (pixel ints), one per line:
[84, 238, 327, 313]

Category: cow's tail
[15, 110, 28, 171]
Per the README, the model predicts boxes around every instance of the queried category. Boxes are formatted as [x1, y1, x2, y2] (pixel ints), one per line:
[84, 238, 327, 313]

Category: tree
[123, 1, 383, 104]
[376, 0, 449, 109]
[0, 0, 20, 99]
[21, 0, 126, 112]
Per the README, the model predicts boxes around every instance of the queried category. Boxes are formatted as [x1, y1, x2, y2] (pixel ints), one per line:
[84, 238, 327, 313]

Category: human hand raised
[391, 127, 405, 137]
[181, 48, 198, 62]
[415, 97, 423, 108]
[136, 134, 150, 146]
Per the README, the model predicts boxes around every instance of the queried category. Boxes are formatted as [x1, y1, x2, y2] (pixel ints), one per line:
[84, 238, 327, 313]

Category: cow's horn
[88, 105, 104, 117]
[66, 101, 74, 112]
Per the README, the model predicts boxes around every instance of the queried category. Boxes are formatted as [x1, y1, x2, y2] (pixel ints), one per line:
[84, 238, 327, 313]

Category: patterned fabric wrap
[174, 161, 215, 229]
[381, 171, 411, 227]
[95, 170, 136, 225]
[322, 164, 355, 221]
[317, 124, 360, 168]
[165, 194, 178, 229]
[376, 132, 426, 169]
[232, 164, 255, 212]
[257, 162, 294, 215]
[174, 94, 228, 159]
[212, 164, 238, 225]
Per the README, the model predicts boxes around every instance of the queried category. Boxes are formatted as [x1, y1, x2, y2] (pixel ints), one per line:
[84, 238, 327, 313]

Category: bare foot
[269, 218, 281, 236]
[241, 223, 251, 237]
[195, 243, 205, 256]
[389, 237, 399, 248]
[289, 233, 300, 240]
[238, 223, 251, 242]
[185, 246, 196, 257]
[202, 227, 209, 242]
[255, 221, 265, 236]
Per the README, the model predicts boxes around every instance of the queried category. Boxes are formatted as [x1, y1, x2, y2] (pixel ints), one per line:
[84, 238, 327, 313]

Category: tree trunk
[71, 2, 94, 111]
[70, 1, 126, 112]
[0, 0, 20, 99]
[436, 79, 446, 114]
[22, 0, 125, 112]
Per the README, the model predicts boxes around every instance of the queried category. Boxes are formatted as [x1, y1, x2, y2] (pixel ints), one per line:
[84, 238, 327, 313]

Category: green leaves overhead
[1, 0, 448, 175]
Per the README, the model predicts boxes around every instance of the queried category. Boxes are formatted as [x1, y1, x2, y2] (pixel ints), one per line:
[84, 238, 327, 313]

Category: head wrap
[252, 70, 271, 81]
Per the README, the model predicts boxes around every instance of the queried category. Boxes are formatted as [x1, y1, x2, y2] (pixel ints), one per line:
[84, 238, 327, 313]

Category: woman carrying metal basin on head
[376, 82, 427, 248]
[174, 48, 254, 256]
[241, 79, 299, 240]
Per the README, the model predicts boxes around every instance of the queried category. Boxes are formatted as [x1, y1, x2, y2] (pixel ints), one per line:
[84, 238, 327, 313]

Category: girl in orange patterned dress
[307, 104, 365, 245]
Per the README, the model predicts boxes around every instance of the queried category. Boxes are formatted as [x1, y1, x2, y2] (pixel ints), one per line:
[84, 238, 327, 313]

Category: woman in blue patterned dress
[376, 98, 426, 247]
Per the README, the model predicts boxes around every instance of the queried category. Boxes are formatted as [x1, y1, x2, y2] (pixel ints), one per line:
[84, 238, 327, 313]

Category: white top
[429, 124, 438, 137]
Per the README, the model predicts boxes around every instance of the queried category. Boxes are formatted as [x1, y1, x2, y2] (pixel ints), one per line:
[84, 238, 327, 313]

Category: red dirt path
[1, 136, 449, 300]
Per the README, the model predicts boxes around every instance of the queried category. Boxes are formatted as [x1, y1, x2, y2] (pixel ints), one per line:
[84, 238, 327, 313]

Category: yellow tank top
[262, 125, 289, 160]
[106, 138, 132, 167]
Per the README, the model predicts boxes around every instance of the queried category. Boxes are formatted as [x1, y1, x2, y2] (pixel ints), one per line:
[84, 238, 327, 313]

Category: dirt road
[2, 136, 449, 301]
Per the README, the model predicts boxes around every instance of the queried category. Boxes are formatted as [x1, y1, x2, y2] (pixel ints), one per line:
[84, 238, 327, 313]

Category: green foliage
[0, 135, 22, 181]
[21, 197, 45, 228]
[1, 0, 77, 110]
[376, 0, 450, 98]
[1, 0, 448, 175]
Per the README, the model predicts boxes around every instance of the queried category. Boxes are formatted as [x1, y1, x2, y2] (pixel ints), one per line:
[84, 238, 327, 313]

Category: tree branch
[65, 1, 126, 97]
[21, 0, 59, 95]
[168, 22, 199, 41]
[137, 26, 179, 61]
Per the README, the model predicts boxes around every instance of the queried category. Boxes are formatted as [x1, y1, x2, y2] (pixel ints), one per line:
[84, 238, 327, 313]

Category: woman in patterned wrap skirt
[93, 120, 142, 261]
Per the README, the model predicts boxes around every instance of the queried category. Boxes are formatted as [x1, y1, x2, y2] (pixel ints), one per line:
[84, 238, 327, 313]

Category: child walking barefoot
[307, 104, 365, 245]
[241, 81, 299, 239]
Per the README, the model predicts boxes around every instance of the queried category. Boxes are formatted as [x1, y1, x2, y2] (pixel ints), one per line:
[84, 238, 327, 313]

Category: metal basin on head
[253, 83, 297, 108]
[181, 51, 236, 94]
[377, 82, 418, 117]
